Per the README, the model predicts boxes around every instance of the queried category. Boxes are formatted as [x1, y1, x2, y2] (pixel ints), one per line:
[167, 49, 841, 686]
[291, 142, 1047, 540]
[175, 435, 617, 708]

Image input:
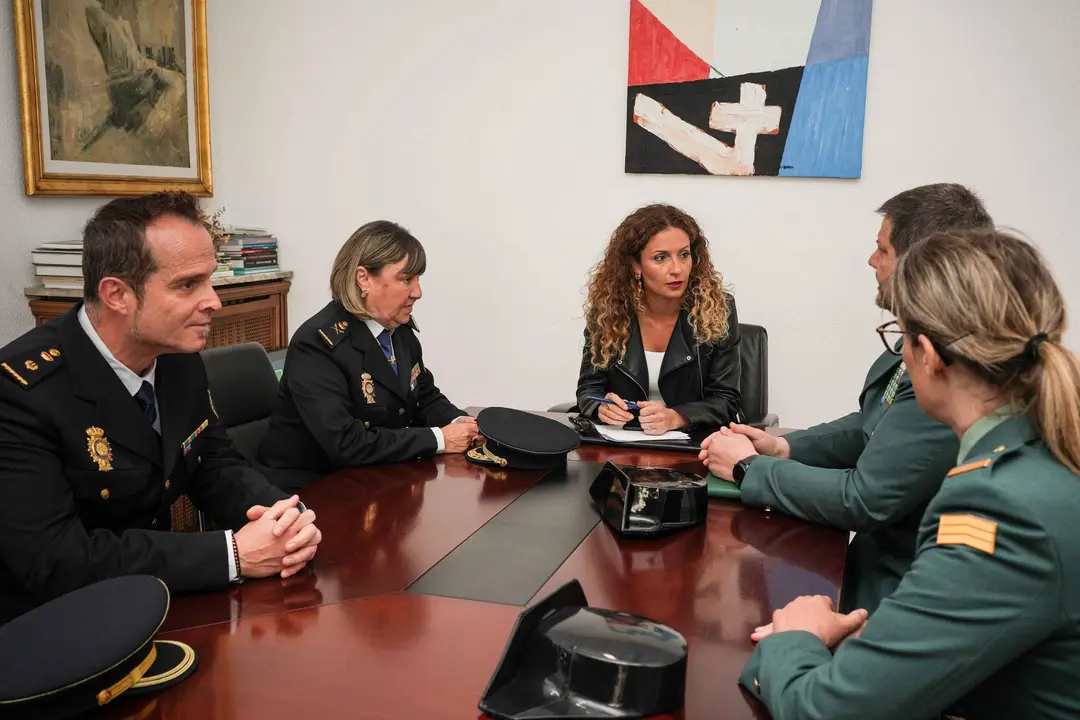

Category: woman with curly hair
[575, 204, 742, 435]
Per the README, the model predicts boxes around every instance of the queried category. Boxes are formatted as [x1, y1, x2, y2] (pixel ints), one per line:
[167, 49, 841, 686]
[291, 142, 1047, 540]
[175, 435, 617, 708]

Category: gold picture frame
[12, 0, 212, 196]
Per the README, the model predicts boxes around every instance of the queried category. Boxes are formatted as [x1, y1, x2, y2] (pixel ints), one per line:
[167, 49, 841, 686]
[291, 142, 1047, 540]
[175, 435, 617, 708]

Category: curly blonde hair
[583, 204, 731, 369]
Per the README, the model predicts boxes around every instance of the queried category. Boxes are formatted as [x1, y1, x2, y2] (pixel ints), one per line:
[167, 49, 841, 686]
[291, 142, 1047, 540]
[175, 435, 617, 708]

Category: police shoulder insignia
[1, 346, 63, 388]
[937, 513, 997, 555]
[947, 458, 992, 477]
[318, 320, 349, 349]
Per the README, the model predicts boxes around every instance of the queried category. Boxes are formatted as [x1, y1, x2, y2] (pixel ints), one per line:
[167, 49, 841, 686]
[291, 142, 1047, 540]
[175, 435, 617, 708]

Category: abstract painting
[13, 0, 212, 196]
[625, 0, 872, 178]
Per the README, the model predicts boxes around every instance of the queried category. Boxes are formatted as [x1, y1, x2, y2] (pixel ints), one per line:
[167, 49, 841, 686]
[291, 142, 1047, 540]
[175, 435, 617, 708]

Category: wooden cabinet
[24, 271, 293, 352]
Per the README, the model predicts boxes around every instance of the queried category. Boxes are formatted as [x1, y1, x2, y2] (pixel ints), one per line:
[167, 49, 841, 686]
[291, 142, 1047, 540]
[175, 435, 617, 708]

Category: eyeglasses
[876, 320, 963, 364]
[875, 320, 913, 356]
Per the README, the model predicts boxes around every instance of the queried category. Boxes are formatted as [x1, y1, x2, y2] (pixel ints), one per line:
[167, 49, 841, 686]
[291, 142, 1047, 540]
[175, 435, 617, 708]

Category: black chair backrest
[737, 323, 769, 424]
[199, 342, 279, 461]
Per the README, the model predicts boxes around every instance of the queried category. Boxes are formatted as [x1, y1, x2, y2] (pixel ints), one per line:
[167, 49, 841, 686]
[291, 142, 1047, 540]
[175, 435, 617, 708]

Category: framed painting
[625, 0, 873, 178]
[12, 0, 212, 196]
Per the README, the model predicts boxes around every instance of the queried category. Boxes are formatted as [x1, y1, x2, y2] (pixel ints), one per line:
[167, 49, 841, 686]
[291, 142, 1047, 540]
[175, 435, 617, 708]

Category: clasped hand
[698, 422, 791, 480]
[235, 495, 323, 580]
[598, 393, 688, 435]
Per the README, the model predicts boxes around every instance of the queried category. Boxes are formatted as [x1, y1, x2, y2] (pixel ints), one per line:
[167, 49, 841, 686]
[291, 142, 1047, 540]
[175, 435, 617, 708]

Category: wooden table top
[101, 422, 845, 720]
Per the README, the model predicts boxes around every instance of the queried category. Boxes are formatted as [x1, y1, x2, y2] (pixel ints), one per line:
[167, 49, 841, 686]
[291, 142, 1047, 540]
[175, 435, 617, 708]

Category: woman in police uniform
[256, 221, 476, 490]
[740, 228, 1080, 719]
[576, 204, 742, 435]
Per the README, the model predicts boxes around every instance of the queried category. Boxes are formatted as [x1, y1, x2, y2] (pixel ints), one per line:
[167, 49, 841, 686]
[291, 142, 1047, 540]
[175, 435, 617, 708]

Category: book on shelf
[228, 256, 278, 269]
[232, 266, 279, 276]
[38, 274, 84, 284]
[37, 240, 83, 251]
[222, 225, 268, 236]
[31, 251, 83, 265]
[35, 265, 83, 277]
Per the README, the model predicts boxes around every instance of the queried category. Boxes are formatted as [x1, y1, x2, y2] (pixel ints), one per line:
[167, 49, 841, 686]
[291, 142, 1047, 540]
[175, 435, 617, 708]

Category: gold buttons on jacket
[364, 421, 370, 429]
[398, 408, 405, 416]
[764, 505, 772, 513]
[753, 678, 761, 694]
[100, 488, 110, 500]
[164, 479, 171, 490]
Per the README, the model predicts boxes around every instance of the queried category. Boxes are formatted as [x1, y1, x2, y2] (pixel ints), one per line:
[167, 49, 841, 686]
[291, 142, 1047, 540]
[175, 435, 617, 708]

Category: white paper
[594, 425, 691, 443]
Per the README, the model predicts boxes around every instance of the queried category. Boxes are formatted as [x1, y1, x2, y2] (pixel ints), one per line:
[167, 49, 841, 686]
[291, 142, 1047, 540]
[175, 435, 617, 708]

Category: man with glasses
[701, 184, 994, 616]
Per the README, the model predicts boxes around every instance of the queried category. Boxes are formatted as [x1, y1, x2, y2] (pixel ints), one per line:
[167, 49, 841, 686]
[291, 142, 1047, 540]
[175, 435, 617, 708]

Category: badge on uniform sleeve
[410, 363, 421, 391]
[937, 513, 997, 555]
[181, 420, 209, 456]
[361, 373, 376, 404]
[86, 427, 113, 472]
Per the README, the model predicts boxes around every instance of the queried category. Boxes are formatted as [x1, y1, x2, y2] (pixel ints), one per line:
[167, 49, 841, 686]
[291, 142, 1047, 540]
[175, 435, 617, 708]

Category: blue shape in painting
[778, 0, 872, 178]
[779, 56, 868, 178]
[807, 0, 873, 66]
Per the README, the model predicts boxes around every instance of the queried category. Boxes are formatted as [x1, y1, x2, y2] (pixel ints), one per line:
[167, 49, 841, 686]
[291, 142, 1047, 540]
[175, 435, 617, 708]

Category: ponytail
[1032, 342, 1080, 474]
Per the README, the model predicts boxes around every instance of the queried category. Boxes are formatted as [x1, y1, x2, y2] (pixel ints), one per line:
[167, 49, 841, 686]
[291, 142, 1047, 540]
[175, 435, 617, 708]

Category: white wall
[1, 1, 1077, 429]
[0, 7, 104, 336]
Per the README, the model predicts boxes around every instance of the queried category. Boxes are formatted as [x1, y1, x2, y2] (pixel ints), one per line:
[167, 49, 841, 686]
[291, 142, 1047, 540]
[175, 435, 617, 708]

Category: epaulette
[317, 319, 351, 349]
[946, 443, 1016, 477]
[1, 345, 64, 389]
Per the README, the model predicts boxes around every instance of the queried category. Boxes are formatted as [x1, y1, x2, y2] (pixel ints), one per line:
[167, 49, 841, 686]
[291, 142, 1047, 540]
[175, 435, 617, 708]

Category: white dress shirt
[364, 318, 452, 452]
[77, 306, 240, 582]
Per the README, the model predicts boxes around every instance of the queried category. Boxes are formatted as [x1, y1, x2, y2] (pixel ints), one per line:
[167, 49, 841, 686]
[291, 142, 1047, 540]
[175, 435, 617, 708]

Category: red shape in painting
[628, 0, 710, 86]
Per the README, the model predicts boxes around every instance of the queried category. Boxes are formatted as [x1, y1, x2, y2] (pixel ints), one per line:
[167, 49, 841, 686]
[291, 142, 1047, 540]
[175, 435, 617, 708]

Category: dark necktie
[133, 381, 157, 427]
[377, 329, 398, 374]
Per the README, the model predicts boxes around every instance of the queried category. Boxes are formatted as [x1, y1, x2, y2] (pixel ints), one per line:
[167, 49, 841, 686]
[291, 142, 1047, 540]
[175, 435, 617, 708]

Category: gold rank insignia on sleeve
[360, 373, 376, 404]
[947, 458, 992, 477]
[86, 427, 114, 472]
[937, 513, 997, 555]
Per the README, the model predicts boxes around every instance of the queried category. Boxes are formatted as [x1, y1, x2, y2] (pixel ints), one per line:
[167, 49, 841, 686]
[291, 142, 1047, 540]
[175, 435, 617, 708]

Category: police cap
[466, 407, 580, 470]
[0, 575, 197, 719]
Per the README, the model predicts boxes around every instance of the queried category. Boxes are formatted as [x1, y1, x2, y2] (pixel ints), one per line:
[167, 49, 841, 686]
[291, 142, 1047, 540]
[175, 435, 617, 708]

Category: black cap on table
[0, 575, 198, 719]
[466, 407, 580, 470]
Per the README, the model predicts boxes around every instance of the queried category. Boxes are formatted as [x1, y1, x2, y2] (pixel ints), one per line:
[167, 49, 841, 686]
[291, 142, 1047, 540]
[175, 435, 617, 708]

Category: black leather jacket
[576, 295, 743, 430]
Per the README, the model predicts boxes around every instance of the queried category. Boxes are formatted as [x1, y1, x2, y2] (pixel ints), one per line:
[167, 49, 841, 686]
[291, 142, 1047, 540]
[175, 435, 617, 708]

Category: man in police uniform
[0, 192, 322, 625]
[701, 183, 994, 614]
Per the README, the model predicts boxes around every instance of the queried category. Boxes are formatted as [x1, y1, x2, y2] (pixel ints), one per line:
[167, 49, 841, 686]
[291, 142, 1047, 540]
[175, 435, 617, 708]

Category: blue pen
[587, 396, 640, 411]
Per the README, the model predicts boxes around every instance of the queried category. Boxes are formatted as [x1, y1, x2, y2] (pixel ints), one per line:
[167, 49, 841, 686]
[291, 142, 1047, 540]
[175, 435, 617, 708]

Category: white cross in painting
[633, 82, 782, 176]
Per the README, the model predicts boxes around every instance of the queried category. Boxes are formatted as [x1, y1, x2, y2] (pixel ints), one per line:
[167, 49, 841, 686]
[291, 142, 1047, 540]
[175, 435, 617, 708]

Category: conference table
[100, 413, 847, 720]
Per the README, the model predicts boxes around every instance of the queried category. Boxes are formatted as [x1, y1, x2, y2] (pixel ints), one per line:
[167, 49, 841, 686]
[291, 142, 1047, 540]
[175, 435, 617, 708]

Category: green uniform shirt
[740, 349, 958, 613]
[740, 413, 1080, 720]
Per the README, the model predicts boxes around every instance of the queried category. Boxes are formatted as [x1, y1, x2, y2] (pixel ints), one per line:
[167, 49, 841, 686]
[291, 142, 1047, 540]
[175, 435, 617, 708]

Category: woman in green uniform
[740, 228, 1080, 720]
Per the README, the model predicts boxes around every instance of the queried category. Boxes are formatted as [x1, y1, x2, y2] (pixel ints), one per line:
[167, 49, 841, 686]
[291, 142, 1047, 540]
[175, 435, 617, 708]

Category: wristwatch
[732, 455, 759, 487]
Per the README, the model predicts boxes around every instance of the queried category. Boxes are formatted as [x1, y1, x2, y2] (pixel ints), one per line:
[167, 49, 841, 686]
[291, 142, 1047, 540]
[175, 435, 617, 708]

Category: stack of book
[220, 226, 279, 276]
[31, 240, 83, 290]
